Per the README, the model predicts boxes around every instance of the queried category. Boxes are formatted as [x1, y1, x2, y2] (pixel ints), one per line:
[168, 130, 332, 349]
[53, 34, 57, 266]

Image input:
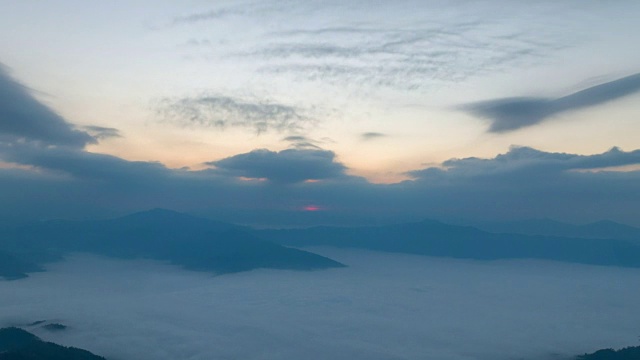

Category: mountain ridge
[0, 209, 344, 280]
[256, 219, 640, 268]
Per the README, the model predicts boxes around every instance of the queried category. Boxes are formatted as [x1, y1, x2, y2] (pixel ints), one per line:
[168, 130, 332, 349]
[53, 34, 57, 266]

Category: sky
[2, 250, 640, 360]
[0, 0, 639, 226]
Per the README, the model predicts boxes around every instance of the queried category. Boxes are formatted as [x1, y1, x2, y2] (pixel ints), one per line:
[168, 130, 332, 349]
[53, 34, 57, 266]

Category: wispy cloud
[461, 73, 640, 132]
[248, 19, 569, 90]
[157, 95, 315, 134]
[170, 2, 292, 26]
[281, 135, 323, 150]
[81, 126, 122, 140]
[360, 132, 386, 141]
[172, 8, 244, 25]
[169, 1, 579, 93]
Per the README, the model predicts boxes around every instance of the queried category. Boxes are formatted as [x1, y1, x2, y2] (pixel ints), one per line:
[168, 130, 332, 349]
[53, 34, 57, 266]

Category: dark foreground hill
[257, 219, 640, 268]
[0, 209, 344, 279]
[0, 327, 105, 360]
[1, 326, 637, 360]
[576, 345, 640, 360]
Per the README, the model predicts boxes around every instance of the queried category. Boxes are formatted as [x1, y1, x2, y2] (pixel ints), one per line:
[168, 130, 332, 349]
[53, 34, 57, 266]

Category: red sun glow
[303, 205, 321, 211]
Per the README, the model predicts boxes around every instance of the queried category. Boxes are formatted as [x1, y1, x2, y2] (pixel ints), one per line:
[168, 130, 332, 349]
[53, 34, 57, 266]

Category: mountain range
[470, 218, 640, 242]
[2, 209, 640, 280]
[257, 219, 640, 268]
[0, 209, 344, 280]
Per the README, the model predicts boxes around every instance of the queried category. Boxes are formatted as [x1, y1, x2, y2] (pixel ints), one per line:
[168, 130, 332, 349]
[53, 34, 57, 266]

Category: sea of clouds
[2, 248, 640, 360]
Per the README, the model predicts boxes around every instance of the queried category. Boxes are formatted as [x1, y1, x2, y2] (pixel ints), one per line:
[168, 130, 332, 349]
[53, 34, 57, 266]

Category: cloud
[2, 251, 640, 360]
[157, 95, 314, 134]
[0, 142, 168, 184]
[360, 132, 386, 141]
[0, 66, 95, 148]
[81, 126, 121, 140]
[461, 73, 640, 132]
[2, 140, 640, 226]
[170, 2, 287, 26]
[1, 69, 640, 226]
[244, 6, 573, 91]
[282, 135, 323, 150]
[171, 8, 244, 25]
[414, 146, 640, 177]
[400, 146, 640, 225]
[207, 148, 347, 184]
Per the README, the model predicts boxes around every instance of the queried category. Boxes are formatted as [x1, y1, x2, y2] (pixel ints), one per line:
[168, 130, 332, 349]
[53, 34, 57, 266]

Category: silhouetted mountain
[257, 219, 640, 268]
[0, 209, 344, 279]
[472, 218, 640, 242]
[576, 345, 640, 360]
[0, 327, 105, 360]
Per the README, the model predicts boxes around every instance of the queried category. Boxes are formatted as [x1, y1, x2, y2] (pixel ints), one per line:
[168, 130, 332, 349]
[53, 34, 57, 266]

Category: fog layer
[1, 249, 639, 360]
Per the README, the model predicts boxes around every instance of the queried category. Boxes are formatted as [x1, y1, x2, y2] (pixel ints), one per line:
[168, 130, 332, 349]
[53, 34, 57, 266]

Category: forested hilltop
[0, 327, 105, 360]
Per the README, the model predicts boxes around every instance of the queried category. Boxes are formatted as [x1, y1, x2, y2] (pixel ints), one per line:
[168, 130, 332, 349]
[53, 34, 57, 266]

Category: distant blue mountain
[472, 218, 640, 242]
[257, 219, 640, 268]
[0, 209, 344, 279]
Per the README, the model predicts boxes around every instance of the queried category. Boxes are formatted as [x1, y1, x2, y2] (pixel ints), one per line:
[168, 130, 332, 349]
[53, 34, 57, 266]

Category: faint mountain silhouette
[257, 219, 640, 267]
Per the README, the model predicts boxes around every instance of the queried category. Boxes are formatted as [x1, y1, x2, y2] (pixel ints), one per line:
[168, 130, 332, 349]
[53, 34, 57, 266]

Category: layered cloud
[461, 73, 640, 132]
[157, 95, 314, 134]
[81, 126, 121, 140]
[252, 20, 567, 90]
[1, 68, 639, 226]
[281, 135, 323, 150]
[360, 132, 385, 141]
[0, 66, 95, 148]
[208, 148, 347, 184]
[2, 251, 640, 360]
[175, 1, 576, 91]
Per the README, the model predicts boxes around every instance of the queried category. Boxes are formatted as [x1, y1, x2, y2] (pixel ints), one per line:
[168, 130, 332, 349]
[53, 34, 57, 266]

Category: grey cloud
[170, 2, 290, 26]
[171, 5, 247, 25]
[410, 146, 640, 180]
[282, 135, 308, 142]
[82, 125, 122, 140]
[361, 132, 386, 141]
[248, 18, 569, 90]
[0, 141, 171, 189]
[461, 73, 640, 132]
[2, 251, 639, 360]
[0, 66, 94, 148]
[1, 69, 639, 226]
[2, 142, 640, 227]
[282, 135, 322, 150]
[207, 148, 346, 184]
[173, 9, 239, 24]
[400, 146, 640, 225]
[158, 95, 314, 134]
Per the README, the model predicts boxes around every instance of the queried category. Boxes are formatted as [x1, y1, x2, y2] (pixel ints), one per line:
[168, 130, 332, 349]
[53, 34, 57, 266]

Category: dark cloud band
[461, 73, 640, 132]
[0, 66, 95, 148]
